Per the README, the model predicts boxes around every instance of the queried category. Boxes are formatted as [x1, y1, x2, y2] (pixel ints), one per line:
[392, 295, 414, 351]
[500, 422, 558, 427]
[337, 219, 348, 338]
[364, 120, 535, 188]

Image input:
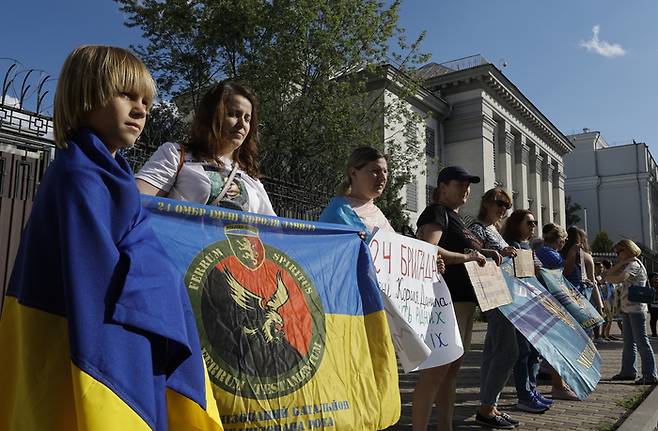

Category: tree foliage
[565, 196, 582, 227]
[139, 101, 189, 150]
[115, 0, 431, 230]
[590, 231, 613, 253]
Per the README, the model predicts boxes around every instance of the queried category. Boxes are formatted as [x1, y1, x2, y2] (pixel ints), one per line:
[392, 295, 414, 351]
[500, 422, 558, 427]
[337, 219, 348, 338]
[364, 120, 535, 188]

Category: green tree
[591, 231, 614, 253]
[565, 196, 582, 227]
[116, 0, 430, 231]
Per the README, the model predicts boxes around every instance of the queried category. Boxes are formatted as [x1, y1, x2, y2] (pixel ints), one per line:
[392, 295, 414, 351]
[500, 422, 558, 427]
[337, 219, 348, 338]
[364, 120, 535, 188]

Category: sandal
[551, 388, 579, 401]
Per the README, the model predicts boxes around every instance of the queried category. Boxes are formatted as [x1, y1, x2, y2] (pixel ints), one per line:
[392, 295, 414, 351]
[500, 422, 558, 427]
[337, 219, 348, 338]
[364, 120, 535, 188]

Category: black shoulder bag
[628, 259, 656, 304]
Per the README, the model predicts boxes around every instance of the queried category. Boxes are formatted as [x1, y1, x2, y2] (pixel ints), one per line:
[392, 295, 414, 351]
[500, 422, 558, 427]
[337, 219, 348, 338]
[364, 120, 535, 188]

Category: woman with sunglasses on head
[501, 210, 555, 414]
[605, 240, 658, 384]
[468, 188, 524, 429]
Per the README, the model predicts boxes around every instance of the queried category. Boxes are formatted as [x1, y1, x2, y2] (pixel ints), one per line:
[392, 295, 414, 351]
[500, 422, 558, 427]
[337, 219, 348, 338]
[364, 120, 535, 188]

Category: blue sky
[3, 0, 657, 154]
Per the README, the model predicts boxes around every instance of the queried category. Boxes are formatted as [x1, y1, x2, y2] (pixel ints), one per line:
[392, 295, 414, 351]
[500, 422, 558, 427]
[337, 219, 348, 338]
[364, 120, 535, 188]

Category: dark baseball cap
[437, 166, 481, 185]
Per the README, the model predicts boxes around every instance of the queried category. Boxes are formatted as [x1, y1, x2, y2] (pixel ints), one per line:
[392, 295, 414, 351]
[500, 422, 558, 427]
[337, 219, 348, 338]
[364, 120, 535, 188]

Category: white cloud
[580, 25, 626, 58]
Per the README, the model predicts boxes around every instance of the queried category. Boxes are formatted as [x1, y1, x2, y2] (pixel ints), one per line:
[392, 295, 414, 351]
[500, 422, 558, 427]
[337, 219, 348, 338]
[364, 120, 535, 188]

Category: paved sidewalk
[389, 322, 658, 431]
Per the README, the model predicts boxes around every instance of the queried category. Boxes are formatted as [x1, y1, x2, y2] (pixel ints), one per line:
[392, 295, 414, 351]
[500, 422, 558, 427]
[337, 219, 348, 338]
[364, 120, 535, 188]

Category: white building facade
[378, 57, 573, 228]
[564, 131, 658, 251]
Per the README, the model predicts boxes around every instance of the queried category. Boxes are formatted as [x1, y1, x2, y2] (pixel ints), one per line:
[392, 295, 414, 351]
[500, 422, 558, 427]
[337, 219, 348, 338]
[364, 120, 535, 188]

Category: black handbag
[627, 259, 656, 304]
[628, 282, 656, 304]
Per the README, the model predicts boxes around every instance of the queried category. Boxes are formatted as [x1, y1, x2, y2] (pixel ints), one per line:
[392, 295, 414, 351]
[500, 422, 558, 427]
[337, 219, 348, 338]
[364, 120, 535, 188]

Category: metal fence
[0, 103, 55, 305]
[0, 104, 335, 299]
[122, 144, 334, 221]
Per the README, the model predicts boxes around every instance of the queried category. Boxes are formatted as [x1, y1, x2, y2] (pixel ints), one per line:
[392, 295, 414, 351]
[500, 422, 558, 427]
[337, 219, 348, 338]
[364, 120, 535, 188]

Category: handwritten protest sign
[464, 260, 513, 312]
[513, 249, 535, 278]
[370, 230, 463, 372]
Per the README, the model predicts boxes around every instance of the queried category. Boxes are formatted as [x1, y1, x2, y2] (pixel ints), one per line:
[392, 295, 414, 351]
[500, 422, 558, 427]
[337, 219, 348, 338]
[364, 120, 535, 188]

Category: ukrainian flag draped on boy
[142, 195, 400, 430]
[0, 130, 222, 431]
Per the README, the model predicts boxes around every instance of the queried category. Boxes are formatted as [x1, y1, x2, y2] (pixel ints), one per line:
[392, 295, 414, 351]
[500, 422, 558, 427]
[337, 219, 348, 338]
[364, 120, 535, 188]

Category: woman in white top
[136, 81, 275, 215]
[605, 239, 658, 384]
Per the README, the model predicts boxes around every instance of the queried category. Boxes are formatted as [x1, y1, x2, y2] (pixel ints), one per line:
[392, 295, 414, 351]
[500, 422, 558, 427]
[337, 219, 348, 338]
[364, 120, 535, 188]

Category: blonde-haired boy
[0, 45, 221, 430]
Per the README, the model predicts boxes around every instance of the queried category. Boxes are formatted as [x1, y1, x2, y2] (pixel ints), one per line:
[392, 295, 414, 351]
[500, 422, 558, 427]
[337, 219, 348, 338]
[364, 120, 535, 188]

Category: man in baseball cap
[437, 166, 481, 185]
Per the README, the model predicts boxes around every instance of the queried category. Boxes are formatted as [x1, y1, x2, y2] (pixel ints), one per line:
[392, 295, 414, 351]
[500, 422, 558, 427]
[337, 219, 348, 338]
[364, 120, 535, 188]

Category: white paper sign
[464, 260, 513, 312]
[369, 230, 464, 373]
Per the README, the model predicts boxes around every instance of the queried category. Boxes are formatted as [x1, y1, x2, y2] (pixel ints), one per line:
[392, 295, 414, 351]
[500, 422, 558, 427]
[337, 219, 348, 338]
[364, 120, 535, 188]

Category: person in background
[606, 240, 658, 384]
[596, 262, 616, 341]
[414, 166, 489, 431]
[648, 273, 658, 338]
[535, 223, 581, 400]
[501, 209, 554, 414]
[136, 81, 275, 215]
[320, 146, 446, 429]
[561, 227, 604, 314]
[602, 259, 624, 339]
[469, 189, 529, 428]
[319, 146, 393, 240]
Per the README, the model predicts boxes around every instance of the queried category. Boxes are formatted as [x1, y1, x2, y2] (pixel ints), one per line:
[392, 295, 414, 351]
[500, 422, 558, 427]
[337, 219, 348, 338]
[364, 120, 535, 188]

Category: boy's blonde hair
[53, 45, 157, 149]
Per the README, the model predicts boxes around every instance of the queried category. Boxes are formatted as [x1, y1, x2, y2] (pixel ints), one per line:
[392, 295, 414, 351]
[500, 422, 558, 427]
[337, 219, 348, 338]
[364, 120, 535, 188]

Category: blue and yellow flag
[142, 196, 401, 430]
[0, 130, 221, 431]
[498, 261, 601, 400]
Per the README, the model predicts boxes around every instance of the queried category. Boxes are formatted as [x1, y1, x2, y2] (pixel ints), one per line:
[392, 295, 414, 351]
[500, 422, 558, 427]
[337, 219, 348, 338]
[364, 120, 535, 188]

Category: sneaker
[475, 412, 515, 429]
[533, 391, 554, 406]
[611, 373, 636, 381]
[497, 412, 519, 427]
[634, 377, 658, 385]
[516, 398, 548, 413]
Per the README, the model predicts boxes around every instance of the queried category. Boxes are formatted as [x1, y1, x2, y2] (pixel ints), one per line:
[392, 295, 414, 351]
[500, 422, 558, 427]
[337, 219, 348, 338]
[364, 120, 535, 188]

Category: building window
[406, 177, 418, 212]
[426, 185, 434, 207]
[425, 127, 436, 157]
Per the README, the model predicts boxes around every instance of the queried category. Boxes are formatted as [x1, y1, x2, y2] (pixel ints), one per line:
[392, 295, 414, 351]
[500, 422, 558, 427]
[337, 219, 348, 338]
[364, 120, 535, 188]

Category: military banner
[498, 261, 601, 400]
[369, 230, 463, 373]
[142, 196, 400, 430]
[539, 268, 604, 330]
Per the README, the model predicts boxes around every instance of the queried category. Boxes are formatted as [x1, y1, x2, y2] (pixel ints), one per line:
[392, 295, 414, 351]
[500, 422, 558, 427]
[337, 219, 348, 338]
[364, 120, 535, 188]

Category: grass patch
[615, 387, 652, 410]
[596, 423, 616, 431]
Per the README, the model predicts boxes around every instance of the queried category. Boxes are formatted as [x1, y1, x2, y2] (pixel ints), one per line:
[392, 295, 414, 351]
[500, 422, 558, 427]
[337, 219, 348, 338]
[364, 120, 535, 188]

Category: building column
[497, 122, 514, 193]
[552, 164, 566, 227]
[528, 144, 543, 227]
[513, 134, 529, 210]
[541, 157, 555, 224]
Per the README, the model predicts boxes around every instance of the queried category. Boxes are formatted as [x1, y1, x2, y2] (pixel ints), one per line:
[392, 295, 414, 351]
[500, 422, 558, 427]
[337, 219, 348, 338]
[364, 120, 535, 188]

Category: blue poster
[539, 268, 604, 330]
[499, 262, 601, 400]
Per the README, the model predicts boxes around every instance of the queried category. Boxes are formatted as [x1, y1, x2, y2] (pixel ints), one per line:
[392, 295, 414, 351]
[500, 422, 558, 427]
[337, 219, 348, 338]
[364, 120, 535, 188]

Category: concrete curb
[616, 384, 658, 431]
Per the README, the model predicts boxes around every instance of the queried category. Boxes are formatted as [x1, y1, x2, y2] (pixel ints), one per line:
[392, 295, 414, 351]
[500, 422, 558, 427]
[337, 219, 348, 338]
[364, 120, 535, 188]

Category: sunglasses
[494, 200, 512, 209]
[527, 220, 538, 227]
